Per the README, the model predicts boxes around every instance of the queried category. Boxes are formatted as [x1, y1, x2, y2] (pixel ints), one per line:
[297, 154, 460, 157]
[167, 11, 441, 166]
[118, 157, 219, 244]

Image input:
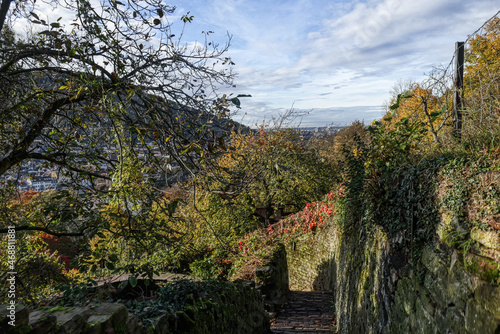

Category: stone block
[52, 307, 90, 334]
[447, 261, 473, 311]
[29, 310, 57, 334]
[474, 281, 500, 318]
[387, 302, 410, 334]
[423, 272, 447, 309]
[465, 299, 500, 334]
[153, 313, 172, 334]
[87, 303, 129, 330]
[444, 307, 465, 334]
[470, 229, 500, 251]
[414, 297, 436, 334]
[397, 277, 416, 315]
[0, 304, 30, 334]
[417, 286, 436, 317]
[464, 252, 500, 282]
[126, 313, 143, 334]
[421, 247, 444, 276]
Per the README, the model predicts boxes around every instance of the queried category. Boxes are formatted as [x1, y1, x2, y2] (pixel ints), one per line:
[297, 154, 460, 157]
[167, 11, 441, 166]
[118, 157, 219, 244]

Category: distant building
[25, 175, 58, 192]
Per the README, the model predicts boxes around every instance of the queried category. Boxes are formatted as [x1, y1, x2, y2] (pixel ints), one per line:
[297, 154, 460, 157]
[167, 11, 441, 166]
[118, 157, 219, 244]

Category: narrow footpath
[271, 291, 336, 334]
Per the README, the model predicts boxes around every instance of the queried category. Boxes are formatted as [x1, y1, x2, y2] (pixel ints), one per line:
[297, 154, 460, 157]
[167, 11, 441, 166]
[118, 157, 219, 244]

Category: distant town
[2, 126, 343, 193]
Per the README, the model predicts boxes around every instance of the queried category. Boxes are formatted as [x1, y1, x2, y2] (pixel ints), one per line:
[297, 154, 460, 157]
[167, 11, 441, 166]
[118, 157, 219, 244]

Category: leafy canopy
[0, 0, 238, 302]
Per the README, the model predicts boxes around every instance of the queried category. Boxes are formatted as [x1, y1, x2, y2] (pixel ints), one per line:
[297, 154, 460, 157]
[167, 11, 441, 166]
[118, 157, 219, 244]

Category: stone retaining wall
[0, 279, 270, 334]
[386, 245, 500, 334]
[280, 217, 500, 333]
[285, 223, 338, 292]
[254, 244, 289, 314]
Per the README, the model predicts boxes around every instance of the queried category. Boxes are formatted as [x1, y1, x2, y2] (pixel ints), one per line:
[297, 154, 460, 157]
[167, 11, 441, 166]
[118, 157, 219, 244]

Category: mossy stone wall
[283, 213, 500, 333]
[284, 222, 390, 333]
[285, 224, 338, 291]
[0, 279, 270, 334]
[254, 244, 289, 312]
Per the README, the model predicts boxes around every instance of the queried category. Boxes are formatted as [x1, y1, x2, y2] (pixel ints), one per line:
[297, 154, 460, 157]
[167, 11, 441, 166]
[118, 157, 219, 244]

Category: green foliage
[0, 0, 239, 299]
[0, 233, 68, 304]
[194, 192, 261, 239]
[367, 116, 428, 174]
[124, 279, 245, 328]
[181, 17, 500, 289]
[325, 120, 369, 168]
[389, 91, 413, 113]
[49, 306, 68, 313]
[181, 127, 335, 256]
[336, 115, 500, 280]
[438, 157, 473, 217]
[54, 278, 116, 307]
[337, 134, 368, 234]
[189, 248, 232, 280]
[442, 229, 475, 253]
[1, 1, 499, 302]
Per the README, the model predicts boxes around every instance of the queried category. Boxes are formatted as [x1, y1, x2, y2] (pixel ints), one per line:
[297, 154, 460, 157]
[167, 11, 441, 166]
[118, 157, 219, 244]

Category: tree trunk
[0, 0, 12, 32]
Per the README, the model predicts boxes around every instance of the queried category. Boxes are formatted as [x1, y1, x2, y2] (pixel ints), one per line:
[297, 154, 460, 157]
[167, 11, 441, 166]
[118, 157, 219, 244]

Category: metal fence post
[454, 41, 465, 139]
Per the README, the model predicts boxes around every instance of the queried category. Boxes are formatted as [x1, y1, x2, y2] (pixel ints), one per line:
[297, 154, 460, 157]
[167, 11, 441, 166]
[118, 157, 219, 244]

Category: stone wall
[254, 244, 289, 314]
[0, 303, 141, 334]
[284, 221, 390, 333]
[386, 245, 500, 334]
[282, 215, 500, 333]
[0, 279, 270, 334]
[285, 224, 337, 291]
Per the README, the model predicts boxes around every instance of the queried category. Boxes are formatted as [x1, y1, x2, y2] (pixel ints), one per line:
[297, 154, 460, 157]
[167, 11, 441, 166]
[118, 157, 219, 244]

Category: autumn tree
[463, 16, 500, 137]
[189, 127, 335, 245]
[0, 0, 241, 298]
[383, 79, 455, 145]
[384, 16, 500, 148]
[325, 120, 370, 167]
[0, 0, 237, 225]
[0, 189, 72, 303]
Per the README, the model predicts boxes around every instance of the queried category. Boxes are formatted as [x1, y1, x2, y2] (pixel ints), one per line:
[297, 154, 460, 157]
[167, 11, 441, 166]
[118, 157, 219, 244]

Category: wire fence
[461, 11, 500, 142]
[398, 10, 500, 147]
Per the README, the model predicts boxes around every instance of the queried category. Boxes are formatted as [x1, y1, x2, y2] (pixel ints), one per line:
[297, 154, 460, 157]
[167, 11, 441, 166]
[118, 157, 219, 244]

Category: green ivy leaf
[129, 276, 138, 288]
[168, 199, 179, 214]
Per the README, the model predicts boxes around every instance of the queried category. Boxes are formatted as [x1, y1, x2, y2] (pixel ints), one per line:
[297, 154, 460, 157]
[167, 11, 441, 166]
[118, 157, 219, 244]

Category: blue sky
[169, 0, 498, 127]
[13, 0, 498, 127]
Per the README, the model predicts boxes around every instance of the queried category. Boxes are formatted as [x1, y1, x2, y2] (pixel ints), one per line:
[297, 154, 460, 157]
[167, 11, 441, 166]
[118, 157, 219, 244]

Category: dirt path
[270, 291, 336, 333]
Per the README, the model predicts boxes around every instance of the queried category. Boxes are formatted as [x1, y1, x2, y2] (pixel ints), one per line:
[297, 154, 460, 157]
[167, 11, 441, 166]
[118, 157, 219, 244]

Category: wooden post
[453, 41, 465, 139]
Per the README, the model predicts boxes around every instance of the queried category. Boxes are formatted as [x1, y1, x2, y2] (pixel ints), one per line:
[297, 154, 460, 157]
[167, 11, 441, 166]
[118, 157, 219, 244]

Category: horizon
[168, 0, 498, 127]
[8, 0, 499, 127]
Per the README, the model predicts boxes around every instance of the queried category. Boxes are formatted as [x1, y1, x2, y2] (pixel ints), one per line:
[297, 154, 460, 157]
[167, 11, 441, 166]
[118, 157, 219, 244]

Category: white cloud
[210, 0, 499, 127]
[8, 0, 500, 127]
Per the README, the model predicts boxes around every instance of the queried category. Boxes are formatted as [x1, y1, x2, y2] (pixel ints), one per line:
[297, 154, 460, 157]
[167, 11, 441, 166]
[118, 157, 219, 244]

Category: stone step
[271, 290, 335, 333]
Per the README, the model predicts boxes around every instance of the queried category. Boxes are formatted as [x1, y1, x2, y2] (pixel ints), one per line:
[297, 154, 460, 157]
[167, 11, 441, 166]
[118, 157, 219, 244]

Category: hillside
[1, 3, 500, 334]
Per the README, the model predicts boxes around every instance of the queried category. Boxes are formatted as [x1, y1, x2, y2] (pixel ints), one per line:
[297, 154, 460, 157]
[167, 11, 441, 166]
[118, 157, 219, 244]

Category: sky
[167, 0, 499, 127]
[9, 0, 499, 127]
